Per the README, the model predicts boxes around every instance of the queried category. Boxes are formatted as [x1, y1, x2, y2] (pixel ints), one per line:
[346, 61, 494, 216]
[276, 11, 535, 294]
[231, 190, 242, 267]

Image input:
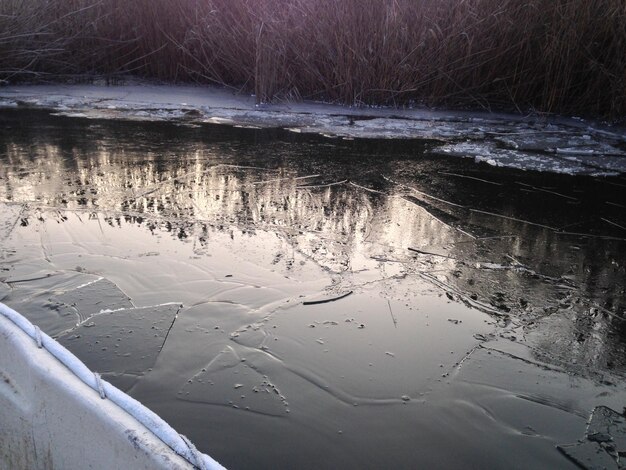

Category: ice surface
[558, 441, 618, 470]
[58, 303, 181, 376]
[231, 294, 494, 403]
[178, 346, 289, 416]
[56, 277, 133, 323]
[1, 83, 624, 175]
[0, 270, 99, 336]
[555, 405, 626, 469]
[587, 406, 626, 452]
[1, 106, 625, 469]
[432, 142, 621, 176]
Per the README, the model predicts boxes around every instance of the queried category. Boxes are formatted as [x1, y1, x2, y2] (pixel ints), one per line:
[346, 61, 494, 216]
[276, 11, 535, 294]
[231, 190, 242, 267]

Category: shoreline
[1, 81, 626, 176]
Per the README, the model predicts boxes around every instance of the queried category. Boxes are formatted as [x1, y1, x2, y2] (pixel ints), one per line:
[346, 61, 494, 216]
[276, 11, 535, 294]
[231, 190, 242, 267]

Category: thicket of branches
[1, 0, 625, 118]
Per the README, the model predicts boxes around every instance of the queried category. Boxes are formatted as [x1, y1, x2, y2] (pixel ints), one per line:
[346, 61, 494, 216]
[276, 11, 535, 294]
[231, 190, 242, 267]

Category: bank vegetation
[1, 0, 624, 118]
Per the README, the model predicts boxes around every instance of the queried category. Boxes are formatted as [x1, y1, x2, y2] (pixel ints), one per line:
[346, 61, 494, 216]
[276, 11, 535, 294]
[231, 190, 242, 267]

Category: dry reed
[1, 0, 624, 118]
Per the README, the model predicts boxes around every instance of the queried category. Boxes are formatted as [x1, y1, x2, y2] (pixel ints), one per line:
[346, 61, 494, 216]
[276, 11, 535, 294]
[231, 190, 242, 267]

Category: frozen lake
[1, 108, 625, 469]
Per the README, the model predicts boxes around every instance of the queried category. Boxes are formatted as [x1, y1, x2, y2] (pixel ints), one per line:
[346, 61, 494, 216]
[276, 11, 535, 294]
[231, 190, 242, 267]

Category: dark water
[1, 109, 625, 469]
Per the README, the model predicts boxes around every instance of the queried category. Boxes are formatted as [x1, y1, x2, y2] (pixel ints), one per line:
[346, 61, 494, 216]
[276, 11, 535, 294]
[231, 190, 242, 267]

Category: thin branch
[303, 291, 353, 306]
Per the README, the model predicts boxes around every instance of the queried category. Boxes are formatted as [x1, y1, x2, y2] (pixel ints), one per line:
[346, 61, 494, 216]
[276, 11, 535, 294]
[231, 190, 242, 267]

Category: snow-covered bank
[1, 83, 625, 175]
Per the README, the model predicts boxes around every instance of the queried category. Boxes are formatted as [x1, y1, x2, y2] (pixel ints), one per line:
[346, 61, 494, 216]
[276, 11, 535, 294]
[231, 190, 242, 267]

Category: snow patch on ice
[433, 141, 622, 176]
[1, 83, 625, 175]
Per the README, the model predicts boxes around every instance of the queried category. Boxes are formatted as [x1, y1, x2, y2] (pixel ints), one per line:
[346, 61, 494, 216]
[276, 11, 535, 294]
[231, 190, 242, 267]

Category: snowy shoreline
[1, 82, 625, 175]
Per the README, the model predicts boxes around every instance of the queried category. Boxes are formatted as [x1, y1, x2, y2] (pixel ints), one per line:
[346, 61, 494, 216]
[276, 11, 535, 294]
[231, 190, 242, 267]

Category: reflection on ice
[1, 110, 624, 372]
[1, 109, 625, 469]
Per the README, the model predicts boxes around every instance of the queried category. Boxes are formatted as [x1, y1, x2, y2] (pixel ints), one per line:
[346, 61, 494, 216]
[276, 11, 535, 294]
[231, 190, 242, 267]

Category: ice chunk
[587, 406, 626, 452]
[56, 278, 133, 323]
[430, 142, 623, 175]
[179, 346, 289, 416]
[556, 406, 626, 469]
[58, 303, 180, 376]
[557, 441, 618, 470]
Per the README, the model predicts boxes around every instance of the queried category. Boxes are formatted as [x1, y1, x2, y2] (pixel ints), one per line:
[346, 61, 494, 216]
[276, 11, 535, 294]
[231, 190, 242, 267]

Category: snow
[1, 82, 625, 175]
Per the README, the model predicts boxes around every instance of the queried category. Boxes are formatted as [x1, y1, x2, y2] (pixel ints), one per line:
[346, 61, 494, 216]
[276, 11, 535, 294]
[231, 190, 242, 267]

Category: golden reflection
[0, 124, 625, 373]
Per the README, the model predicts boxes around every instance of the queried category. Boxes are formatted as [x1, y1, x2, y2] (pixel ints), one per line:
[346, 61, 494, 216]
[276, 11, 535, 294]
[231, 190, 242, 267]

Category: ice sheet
[1, 83, 624, 175]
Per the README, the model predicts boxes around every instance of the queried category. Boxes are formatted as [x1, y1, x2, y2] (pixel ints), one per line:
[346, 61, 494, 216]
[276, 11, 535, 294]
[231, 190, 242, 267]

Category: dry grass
[1, 0, 625, 118]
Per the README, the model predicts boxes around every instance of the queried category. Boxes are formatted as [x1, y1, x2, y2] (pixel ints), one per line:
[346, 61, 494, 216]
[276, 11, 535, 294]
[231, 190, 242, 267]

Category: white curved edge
[0, 301, 226, 470]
